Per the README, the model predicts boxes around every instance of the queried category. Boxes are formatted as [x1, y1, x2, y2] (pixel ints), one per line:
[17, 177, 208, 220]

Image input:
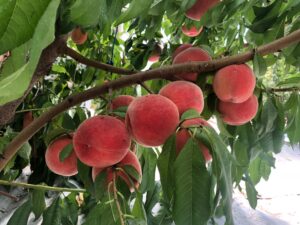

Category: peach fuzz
[213, 64, 256, 103]
[73, 115, 130, 167]
[92, 151, 142, 191]
[159, 81, 204, 115]
[176, 118, 212, 161]
[126, 94, 179, 147]
[218, 95, 258, 125]
[172, 44, 193, 60]
[71, 27, 88, 45]
[110, 95, 135, 110]
[181, 25, 203, 37]
[173, 47, 211, 81]
[185, 0, 220, 21]
[45, 136, 78, 176]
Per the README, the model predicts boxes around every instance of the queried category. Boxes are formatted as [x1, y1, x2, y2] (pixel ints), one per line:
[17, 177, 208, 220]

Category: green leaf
[249, 154, 272, 185]
[77, 160, 94, 194]
[173, 139, 211, 225]
[115, 0, 154, 25]
[180, 109, 200, 121]
[18, 141, 32, 162]
[59, 143, 73, 162]
[140, 148, 157, 193]
[253, 53, 267, 77]
[42, 198, 61, 225]
[93, 170, 107, 201]
[245, 175, 258, 209]
[132, 192, 147, 224]
[202, 127, 234, 225]
[69, 0, 102, 27]
[123, 164, 141, 182]
[31, 189, 46, 220]
[61, 198, 78, 225]
[0, 0, 60, 105]
[157, 135, 177, 204]
[7, 199, 31, 225]
[249, 0, 282, 33]
[0, 0, 52, 53]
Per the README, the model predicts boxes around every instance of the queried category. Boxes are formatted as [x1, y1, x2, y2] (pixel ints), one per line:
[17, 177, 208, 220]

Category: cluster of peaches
[45, 45, 258, 192]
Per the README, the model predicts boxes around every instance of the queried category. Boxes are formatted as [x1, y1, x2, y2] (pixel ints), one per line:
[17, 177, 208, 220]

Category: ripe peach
[110, 95, 135, 110]
[213, 64, 256, 103]
[23, 112, 34, 129]
[176, 118, 212, 161]
[181, 25, 203, 37]
[172, 44, 193, 60]
[73, 116, 131, 167]
[218, 95, 258, 125]
[92, 151, 142, 191]
[71, 27, 88, 45]
[45, 136, 78, 176]
[186, 0, 220, 21]
[159, 81, 204, 115]
[126, 94, 179, 147]
[173, 47, 212, 81]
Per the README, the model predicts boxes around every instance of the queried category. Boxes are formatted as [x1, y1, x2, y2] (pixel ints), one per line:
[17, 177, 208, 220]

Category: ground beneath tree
[0, 143, 299, 225]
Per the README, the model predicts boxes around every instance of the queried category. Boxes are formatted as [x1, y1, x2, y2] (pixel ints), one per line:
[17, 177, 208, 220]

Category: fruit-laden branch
[62, 45, 136, 75]
[0, 29, 299, 172]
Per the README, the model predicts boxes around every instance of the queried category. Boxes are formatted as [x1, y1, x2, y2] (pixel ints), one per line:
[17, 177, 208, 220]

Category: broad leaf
[42, 198, 61, 225]
[115, 0, 154, 25]
[173, 139, 211, 225]
[69, 0, 102, 27]
[0, 0, 60, 105]
[31, 189, 46, 220]
[157, 135, 176, 204]
[7, 199, 31, 225]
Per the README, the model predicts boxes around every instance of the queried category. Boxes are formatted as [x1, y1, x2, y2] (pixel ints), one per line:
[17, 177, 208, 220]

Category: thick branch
[62, 45, 135, 75]
[0, 29, 299, 171]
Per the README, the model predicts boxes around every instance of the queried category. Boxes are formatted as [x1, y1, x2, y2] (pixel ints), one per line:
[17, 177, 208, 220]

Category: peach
[218, 95, 258, 125]
[126, 94, 179, 147]
[176, 118, 212, 161]
[73, 115, 130, 167]
[173, 47, 212, 81]
[181, 25, 203, 37]
[23, 111, 34, 129]
[110, 95, 135, 110]
[185, 0, 220, 21]
[159, 81, 204, 115]
[92, 151, 142, 191]
[213, 64, 256, 103]
[172, 44, 193, 60]
[148, 44, 162, 63]
[45, 136, 78, 176]
[71, 27, 88, 45]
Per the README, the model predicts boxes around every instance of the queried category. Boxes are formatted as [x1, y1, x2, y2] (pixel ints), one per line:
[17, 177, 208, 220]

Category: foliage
[0, 0, 299, 225]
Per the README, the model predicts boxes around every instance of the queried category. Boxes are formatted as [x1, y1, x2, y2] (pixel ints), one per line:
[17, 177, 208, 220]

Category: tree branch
[62, 45, 135, 75]
[0, 29, 299, 171]
[0, 180, 86, 193]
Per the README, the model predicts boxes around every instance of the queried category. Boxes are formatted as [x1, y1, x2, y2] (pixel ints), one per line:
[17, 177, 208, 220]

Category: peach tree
[0, 0, 299, 225]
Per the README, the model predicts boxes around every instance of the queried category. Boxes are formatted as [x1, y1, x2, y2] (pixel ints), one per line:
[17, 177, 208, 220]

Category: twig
[139, 82, 154, 94]
[0, 190, 19, 201]
[62, 45, 135, 75]
[0, 180, 86, 193]
[0, 29, 299, 171]
[112, 171, 125, 225]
